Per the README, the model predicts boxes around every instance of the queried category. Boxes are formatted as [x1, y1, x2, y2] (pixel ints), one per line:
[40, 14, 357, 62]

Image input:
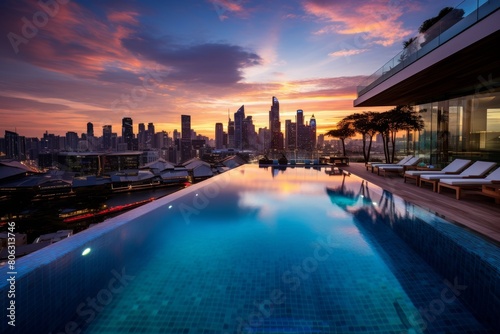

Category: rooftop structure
[354, 0, 500, 166]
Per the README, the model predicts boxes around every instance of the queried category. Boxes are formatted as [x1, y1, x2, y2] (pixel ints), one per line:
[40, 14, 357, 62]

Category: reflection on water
[79, 165, 496, 333]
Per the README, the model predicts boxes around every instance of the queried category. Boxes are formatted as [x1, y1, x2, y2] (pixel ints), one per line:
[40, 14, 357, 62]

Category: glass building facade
[414, 91, 500, 166]
[355, 0, 500, 167]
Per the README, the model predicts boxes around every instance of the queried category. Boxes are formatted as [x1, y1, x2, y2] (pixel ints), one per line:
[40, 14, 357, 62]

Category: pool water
[69, 166, 496, 334]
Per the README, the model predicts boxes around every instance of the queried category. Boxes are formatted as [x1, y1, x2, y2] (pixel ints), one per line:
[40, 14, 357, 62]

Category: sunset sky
[0, 0, 459, 138]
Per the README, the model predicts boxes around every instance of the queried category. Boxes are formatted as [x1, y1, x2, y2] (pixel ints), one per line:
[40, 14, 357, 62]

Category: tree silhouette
[374, 106, 424, 163]
[344, 112, 379, 162]
[419, 7, 465, 47]
[326, 121, 355, 157]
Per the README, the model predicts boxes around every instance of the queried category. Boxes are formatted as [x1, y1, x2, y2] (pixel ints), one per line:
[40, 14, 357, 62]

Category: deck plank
[344, 163, 500, 243]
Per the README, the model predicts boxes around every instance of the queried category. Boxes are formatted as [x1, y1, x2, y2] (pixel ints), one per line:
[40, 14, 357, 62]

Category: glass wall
[415, 91, 500, 166]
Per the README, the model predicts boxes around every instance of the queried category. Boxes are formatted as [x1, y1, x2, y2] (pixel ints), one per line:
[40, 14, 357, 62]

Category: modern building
[354, 1, 500, 165]
[296, 109, 312, 151]
[227, 117, 235, 149]
[285, 120, 296, 150]
[244, 116, 257, 149]
[65, 131, 79, 151]
[86, 122, 94, 138]
[147, 122, 155, 149]
[269, 96, 282, 150]
[310, 114, 317, 149]
[138, 123, 146, 150]
[234, 105, 245, 149]
[57, 152, 100, 175]
[258, 127, 270, 151]
[102, 125, 112, 151]
[41, 132, 59, 152]
[102, 152, 142, 172]
[181, 115, 191, 140]
[4, 130, 23, 160]
[154, 131, 168, 149]
[180, 115, 192, 162]
[215, 123, 224, 149]
[122, 117, 134, 151]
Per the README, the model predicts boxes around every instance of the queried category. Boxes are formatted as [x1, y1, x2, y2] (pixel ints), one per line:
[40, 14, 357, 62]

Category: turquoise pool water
[1, 165, 498, 333]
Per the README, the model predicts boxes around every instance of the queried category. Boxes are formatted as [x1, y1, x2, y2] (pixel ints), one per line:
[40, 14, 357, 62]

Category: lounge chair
[366, 155, 413, 173]
[419, 161, 497, 192]
[403, 159, 471, 184]
[437, 166, 500, 199]
[377, 156, 422, 177]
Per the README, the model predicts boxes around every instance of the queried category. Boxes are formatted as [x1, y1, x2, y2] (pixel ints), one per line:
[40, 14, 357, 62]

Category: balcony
[355, 0, 500, 107]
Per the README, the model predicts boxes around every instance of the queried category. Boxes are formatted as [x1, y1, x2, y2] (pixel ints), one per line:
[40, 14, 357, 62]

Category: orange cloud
[107, 11, 140, 25]
[12, 2, 150, 78]
[329, 49, 369, 57]
[303, 0, 414, 46]
[208, 0, 246, 20]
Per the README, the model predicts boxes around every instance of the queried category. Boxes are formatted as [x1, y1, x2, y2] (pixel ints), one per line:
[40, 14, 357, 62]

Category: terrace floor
[343, 163, 500, 244]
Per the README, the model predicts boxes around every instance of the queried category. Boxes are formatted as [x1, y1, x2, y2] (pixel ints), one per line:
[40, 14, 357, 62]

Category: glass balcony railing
[357, 0, 500, 97]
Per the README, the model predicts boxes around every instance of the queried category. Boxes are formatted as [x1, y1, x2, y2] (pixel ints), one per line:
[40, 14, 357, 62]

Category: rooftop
[344, 163, 500, 243]
[354, 0, 500, 106]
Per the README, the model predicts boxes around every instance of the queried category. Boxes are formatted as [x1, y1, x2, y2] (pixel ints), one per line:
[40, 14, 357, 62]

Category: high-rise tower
[102, 125, 112, 150]
[215, 123, 224, 149]
[181, 115, 191, 139]
[87, 122, 94, 138]
[122, 117, 134, 151]
[310, 114, 317, 149]
[138, 123, 146, 150]
[180, 115, 192, 162]
[269, 97, 282, 150]
[234, 105, 245, 149]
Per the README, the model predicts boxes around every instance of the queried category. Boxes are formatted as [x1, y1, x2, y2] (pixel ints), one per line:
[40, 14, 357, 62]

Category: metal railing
[357, 0, 499, 97]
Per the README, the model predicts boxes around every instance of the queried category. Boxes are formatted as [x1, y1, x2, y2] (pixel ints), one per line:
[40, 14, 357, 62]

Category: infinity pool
[1, 165, 498, 333]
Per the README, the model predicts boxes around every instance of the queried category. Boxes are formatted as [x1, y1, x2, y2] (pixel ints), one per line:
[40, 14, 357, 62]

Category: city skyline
[0, 0, 459, 137]
[1, 98, 319, 142]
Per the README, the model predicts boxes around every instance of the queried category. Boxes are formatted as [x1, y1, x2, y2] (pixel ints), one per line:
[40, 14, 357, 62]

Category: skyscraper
[87, 122, 94, 138]
[147, 123, 155, 149]
[227, 118, 235, 149]
[215, 123, 224, 149]
[180, 115, 192, 162]
[310, 114, 317, 149]
[138, 123, 146, 150]
[102, 125, 112, 151]
[296, 109, 309, 150]
[5, 130, 21, 160]
[122, 117, 134, 151]
[296, 109, 304, 126]
[269, 96, 282, 150]
[244, 116, 256, 149]
[181, 115, 191, 139]
[234, 105, 245, 149]
[285, 119, 296, 150]
[65, 131, 79, 151]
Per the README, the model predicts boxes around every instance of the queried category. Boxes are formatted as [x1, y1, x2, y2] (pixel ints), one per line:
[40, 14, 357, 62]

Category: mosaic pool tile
[0, 166, 498, 334]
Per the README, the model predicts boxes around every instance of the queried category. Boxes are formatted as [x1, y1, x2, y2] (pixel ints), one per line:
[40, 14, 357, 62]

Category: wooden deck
[343, 163, 500, 244]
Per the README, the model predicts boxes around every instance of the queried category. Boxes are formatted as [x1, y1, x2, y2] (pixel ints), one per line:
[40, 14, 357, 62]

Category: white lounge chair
[366, 155, 413, 173]
[377, 156, 422, 177]
[403, 159, 471, 184]
[438, 166, 500, 199]
[419, 161, 497, 192]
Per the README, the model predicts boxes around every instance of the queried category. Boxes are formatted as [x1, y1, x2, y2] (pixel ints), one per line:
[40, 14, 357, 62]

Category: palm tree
[325, 122, 355, 157]
[399, 37, 418, 62]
